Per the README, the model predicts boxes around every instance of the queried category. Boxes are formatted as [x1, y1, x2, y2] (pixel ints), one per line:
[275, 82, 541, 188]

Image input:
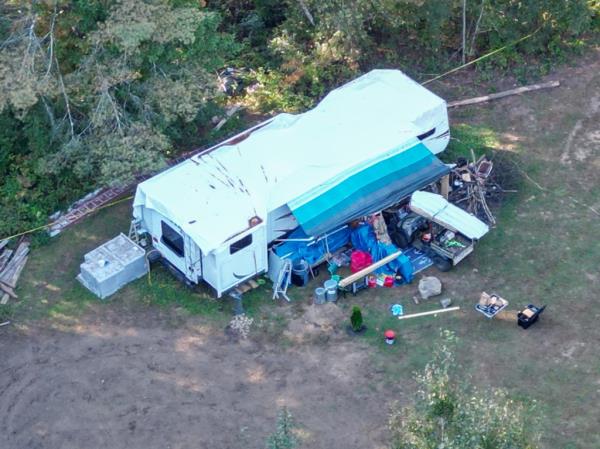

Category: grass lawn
[5, 52, 600, 449]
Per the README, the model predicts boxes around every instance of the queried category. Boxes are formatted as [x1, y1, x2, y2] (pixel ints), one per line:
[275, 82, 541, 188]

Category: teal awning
[288, 142, 449, 236]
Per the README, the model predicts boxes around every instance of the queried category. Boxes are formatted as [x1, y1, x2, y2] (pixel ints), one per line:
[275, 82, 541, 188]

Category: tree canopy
[0, 0, 597, 236]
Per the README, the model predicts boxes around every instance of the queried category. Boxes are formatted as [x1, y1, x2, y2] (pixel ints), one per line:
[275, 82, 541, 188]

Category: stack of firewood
[0, 239, 29, 305]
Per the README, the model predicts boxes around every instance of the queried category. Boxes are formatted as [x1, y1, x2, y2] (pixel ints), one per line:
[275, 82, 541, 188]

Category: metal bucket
[314, 287, 326, 304]
[324, 279, 338, 302]
[326, 289, 338, 302]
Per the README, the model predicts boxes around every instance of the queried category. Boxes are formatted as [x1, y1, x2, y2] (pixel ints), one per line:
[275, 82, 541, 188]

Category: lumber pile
[0, 240, 30, 305]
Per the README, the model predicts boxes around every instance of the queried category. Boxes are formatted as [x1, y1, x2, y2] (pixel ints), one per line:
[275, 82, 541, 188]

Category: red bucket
[367, 276, 377, 288]
[384, 330, 396, 345]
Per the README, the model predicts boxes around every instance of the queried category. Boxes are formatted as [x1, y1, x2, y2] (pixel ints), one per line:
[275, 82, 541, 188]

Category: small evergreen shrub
[266, 407, 298, 449]
[350, 306, 363, 332]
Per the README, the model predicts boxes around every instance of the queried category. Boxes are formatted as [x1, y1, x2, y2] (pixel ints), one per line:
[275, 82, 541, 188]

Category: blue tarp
[273, 223, 414, 283]
[350, 224, 414, 283]
[273, 226, 350, 266]
[288, 142, 450, 237]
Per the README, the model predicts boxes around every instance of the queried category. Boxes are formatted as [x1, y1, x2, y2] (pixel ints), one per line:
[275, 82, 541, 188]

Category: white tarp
[409, 191, 489, 240]
[134, 70, 449, 253]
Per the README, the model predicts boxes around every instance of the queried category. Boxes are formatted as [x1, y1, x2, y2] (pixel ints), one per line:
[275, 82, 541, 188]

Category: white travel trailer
[132, 69, 451, 297]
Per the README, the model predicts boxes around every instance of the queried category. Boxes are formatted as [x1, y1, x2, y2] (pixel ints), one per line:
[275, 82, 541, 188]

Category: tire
[147, 249, 162, 263]
[432, 255, 452, 272]
[390, 231, 410, 249]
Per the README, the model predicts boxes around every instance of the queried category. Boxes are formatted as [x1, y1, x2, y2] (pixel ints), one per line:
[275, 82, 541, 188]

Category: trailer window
[230, 234, 252, 254]
[161, 221, 184, 257]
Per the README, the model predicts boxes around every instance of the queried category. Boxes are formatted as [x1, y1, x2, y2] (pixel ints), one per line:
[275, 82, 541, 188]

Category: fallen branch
[448, 80, 560, 108]
[297, 0, 315, 26]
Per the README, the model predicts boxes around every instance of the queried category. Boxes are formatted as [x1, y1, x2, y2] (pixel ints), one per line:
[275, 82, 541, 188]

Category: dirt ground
[1, 305, 395, 449]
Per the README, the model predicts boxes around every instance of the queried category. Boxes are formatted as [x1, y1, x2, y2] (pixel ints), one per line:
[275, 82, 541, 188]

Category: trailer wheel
[432, 255, 452, 272]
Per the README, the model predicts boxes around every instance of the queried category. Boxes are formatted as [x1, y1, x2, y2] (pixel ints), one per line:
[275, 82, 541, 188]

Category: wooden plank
[0, 282, 17, 299]
[0, 250, 25, 280]
[1, 255, 28, 288]
[338, 251, 402, 288]
[397, 306, 460, 320]
[0, 245, 29, 288]
[440, 174, 450, 199]
[0, 257, 18, 280]
[238, 283, 252, 293]
[13, 241, 29, 258]
[214, 104, 242, 131]
[248, 279, 259, 289]
[447, 80, 560, 108]
[0, 293, 8, 305]
[0, 249, 14, 273]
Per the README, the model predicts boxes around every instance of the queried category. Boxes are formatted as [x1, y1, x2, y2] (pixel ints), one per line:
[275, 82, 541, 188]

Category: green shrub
[266, 407, 298, 449]
[350, 306, 363, 332]
[388, 331, 540, 449]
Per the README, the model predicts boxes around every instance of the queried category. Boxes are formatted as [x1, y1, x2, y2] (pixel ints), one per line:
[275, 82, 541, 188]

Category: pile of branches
[447, 150, 517, 226]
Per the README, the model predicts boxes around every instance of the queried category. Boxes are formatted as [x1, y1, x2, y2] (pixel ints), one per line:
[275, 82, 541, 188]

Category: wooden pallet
[233, 279, 261, 295]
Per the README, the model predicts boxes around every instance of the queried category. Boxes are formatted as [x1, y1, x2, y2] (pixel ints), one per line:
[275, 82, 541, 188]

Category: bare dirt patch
[0, 308, 395, 449]
[284, 303, 346, 343]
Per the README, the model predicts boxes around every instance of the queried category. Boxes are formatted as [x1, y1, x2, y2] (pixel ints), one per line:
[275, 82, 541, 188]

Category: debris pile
[447, 151, 513, 226]
[0, 239, 30, 305]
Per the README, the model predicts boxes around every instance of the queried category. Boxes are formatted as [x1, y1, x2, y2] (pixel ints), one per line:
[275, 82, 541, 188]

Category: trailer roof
[134, 69, 448, 253]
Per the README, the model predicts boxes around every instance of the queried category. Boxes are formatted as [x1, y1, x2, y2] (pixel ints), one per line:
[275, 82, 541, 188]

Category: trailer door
[219, 224, 267, 293]
[183, 234, 202, 283]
